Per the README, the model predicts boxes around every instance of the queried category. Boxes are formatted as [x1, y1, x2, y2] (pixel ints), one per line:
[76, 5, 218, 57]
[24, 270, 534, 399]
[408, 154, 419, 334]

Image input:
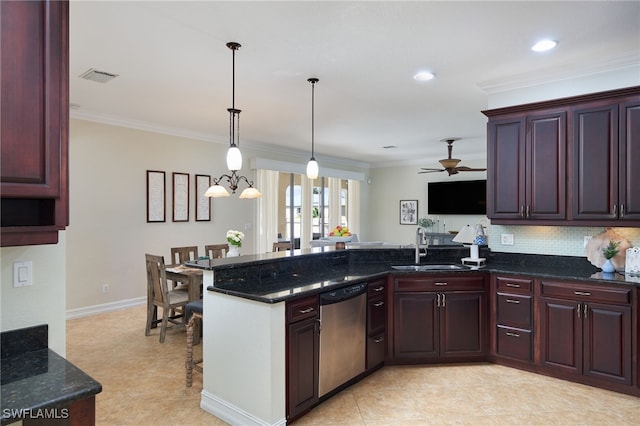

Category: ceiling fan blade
[456, 166, 487, 172]
[418, 169, 444, 174]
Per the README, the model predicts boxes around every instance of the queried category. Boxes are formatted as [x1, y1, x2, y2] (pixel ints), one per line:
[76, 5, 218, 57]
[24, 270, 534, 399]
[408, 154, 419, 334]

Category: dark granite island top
[1, 325, 102, 425]
[185, 246, 640, 303]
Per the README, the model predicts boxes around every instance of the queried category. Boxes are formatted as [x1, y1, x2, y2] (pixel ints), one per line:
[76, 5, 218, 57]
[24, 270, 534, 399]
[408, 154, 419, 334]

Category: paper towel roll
[470, 244, 479, 260]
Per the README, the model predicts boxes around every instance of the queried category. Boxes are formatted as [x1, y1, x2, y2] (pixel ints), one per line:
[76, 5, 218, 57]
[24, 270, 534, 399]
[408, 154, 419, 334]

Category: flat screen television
[428, 179, 486, 215]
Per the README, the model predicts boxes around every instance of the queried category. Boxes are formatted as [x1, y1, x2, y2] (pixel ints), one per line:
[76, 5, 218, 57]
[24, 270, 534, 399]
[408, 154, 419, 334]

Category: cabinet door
[487, 117, 526, 219]
[287, 318, 319, 419]
[540, 297, 582, 376]
[583, 303, 632, 385]
[619, 100, 640, 220]
[572, 102, 619, 220]
[393, 292, 438, 360]
[526, 111, 566, 219]
[440, 292, 485, 358]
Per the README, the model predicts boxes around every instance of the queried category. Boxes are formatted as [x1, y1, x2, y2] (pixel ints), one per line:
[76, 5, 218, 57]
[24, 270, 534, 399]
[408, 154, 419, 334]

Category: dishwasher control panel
[320, 283, 367, 305]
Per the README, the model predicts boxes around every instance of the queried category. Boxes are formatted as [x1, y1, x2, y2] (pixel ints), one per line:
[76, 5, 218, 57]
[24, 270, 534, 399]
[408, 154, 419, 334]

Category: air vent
[79, 68, 119, 83]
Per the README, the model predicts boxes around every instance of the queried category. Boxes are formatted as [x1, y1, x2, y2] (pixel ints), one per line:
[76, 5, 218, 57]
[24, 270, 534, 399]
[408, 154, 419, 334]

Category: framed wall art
[146, 170, 166, 223]
[399, 200, 418, 225]
[195, 174, 211, 221]
[172, 172, 189, 222]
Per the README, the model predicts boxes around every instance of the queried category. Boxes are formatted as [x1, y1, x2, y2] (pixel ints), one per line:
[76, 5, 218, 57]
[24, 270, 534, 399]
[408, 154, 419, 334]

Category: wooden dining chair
[204, 243, 229, 259]
[273, 242, 292, 252]
[145, 254, 189, 343]
[185, 299, 203, 387]
[170, 246, 199, 264]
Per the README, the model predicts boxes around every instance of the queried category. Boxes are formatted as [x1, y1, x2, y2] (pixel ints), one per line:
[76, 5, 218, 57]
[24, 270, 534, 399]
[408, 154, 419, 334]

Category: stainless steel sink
[391, 264, 466, 271]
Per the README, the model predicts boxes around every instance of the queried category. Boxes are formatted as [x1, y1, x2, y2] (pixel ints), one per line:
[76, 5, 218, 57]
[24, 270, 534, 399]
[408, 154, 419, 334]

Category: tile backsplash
[487, 225, 640, 257]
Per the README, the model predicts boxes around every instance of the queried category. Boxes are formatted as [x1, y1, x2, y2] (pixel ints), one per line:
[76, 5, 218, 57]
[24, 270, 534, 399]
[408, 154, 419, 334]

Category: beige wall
[1, 235, 67, 355]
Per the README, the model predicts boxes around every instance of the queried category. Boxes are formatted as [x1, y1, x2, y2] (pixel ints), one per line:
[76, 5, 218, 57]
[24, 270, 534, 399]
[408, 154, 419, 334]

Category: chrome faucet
[415, 227, 427, 264]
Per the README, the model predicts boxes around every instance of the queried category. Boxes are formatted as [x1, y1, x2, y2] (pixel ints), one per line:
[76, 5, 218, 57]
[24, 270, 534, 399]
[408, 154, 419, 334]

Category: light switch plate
[501, 234, 514, 245]
[13, 261, 33, 287]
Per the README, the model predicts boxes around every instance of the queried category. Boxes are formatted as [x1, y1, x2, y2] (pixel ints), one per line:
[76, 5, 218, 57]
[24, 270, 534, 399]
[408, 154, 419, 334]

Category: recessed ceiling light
[413, 71, 435, 81]
[531, 39, 557, 52]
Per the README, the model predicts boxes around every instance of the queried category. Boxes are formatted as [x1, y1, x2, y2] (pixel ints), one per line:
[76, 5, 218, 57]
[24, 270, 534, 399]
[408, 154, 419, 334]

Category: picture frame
[399, 200, 418, 225]
[195, 174, 211, 221]
[146, 170, 166, 223]
[172, 172, 189, 222]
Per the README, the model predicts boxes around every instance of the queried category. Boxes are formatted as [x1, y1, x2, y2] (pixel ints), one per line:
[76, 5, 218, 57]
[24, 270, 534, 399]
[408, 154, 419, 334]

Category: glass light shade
[226, 146, 242, 171]
[306, 159, 319, 179]
[204, 184, 230, 197]
[239, 187, 262, 199]
[439, 158, 461, 169]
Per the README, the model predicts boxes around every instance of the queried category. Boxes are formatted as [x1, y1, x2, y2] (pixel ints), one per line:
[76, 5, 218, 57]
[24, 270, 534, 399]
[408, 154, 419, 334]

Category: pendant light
[306, 77, 319, 180]
[205, 42, 261, 199]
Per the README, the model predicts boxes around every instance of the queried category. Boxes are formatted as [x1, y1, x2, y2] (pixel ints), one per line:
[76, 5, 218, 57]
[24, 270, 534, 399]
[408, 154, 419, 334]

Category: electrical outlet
[584, 236, 592, 247]
[501, 234, 514, 245]
[102, 284, 110, 293]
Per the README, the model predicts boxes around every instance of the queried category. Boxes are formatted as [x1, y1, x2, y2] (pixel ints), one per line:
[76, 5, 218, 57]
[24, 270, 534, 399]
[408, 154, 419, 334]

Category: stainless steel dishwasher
[318, 282, 367, 397]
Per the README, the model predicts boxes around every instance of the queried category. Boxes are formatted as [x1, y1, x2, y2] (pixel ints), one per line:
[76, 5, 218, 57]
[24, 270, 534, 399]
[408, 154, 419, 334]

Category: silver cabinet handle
[373, 301, 385, 307]
[441, 293, 446, 308]
[584, 304, 588, 319]
[436, 293, 441, 308]
[613, 204, 617, 217]
[373, 336, 385, 343]
[505, 299, 520, 304]
[526, 205, 530, 218]
[505, 283, 521, 288]
[506, 332, 520, 338]
[299, 307, 315, 314]
[372, 286, 385, 292]
[574, 291, 591, 296]
[620, 204, 625, 218]
[577, 303, 581, 318]
[520, 205, 525, 218]
[435, 282, 448, 286]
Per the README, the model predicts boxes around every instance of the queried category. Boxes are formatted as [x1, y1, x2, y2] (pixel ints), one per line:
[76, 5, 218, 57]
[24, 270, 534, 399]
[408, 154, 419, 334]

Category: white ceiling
[69, 1, 640, 168]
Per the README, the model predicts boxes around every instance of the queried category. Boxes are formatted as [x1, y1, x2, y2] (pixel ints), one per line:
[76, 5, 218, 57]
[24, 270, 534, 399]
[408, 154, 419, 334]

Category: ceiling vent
[79, 68, 119, 83]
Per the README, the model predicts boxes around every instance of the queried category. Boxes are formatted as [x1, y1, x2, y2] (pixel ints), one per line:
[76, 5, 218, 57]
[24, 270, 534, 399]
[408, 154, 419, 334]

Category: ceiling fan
[418, 138, 487, 176]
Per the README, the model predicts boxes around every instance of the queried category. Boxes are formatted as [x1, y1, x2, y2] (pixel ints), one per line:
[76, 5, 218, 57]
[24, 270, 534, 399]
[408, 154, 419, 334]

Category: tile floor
[66, 305, 639, 425]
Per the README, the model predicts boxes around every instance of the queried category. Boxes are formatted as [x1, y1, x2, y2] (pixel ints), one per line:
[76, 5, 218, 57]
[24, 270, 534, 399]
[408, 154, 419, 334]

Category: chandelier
[205, 42, 261, 199]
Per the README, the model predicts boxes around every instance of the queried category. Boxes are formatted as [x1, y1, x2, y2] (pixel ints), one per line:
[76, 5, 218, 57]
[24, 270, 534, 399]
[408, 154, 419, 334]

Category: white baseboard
[66, 297, 145, 320]
[200, 390, 286, 426]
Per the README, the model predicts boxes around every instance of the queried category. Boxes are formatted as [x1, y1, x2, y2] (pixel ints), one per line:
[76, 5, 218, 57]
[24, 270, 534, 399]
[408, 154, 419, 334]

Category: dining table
[165, 264, 203, 301]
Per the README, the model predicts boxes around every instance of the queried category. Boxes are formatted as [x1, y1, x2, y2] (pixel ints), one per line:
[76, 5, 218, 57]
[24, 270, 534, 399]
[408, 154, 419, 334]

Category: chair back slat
[273, 242, 292, 252]
[146, 254, 168, 304]
[171, 246, 198, 264]
[205, 243, 229, 259]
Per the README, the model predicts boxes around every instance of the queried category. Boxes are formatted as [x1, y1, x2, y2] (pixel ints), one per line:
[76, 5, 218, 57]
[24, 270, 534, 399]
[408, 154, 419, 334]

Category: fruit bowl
[327, 236, 353, 243]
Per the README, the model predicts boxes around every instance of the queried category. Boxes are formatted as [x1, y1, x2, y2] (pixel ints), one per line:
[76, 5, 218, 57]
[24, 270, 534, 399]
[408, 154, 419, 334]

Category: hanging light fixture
[205, 42, 261, 199]
[306, 77, 319, 180]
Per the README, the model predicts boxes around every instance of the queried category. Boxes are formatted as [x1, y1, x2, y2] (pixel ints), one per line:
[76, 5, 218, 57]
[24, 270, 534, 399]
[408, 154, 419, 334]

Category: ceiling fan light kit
[419, 138, 487, 176]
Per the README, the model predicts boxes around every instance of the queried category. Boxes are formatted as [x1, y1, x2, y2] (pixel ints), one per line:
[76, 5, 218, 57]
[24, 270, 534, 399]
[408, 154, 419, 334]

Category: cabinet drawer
[496, 276, 533, 294]
[368, 279, 386, 297]
[497, 293, 532, 329]
[540, 281, 631, 305]
[496, 326, 532, 362]
[395, 275, 485, 292]
[287, 295, 319, 323]
[368, 296, 386, 335]
[367, 332, 386, 369]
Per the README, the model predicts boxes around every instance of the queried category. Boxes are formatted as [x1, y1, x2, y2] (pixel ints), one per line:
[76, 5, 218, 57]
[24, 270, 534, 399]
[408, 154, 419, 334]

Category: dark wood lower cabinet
[286, 295, 319, 421]
[393, 275, 486, 363]
[540, 290, 632, 388]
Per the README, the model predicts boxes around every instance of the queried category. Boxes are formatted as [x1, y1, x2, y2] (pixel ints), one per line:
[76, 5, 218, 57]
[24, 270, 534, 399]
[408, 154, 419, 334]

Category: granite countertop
[192, 248, 640, 304]
[1, 325, 102, 425]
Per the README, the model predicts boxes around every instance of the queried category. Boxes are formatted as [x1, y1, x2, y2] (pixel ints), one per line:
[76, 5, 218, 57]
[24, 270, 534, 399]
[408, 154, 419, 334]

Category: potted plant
[226, 229, 245, 257]
[418, 217, 436, 230]
[601, 240, 620, 273]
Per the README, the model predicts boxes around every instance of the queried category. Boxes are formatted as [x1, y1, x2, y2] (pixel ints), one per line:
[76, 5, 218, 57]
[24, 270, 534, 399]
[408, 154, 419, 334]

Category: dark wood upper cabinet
[1, 0, 69, 246]
[484, 86, 640, 226]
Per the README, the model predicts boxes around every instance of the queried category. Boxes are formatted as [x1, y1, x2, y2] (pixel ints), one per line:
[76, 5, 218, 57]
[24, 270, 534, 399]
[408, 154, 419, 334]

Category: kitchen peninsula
[186, 247, 639, 425]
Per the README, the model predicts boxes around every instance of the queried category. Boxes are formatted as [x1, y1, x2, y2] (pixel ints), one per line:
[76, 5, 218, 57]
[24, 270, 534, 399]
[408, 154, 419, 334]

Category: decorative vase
[227, 245, 240, 257]
[601, 258, 615, 273]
